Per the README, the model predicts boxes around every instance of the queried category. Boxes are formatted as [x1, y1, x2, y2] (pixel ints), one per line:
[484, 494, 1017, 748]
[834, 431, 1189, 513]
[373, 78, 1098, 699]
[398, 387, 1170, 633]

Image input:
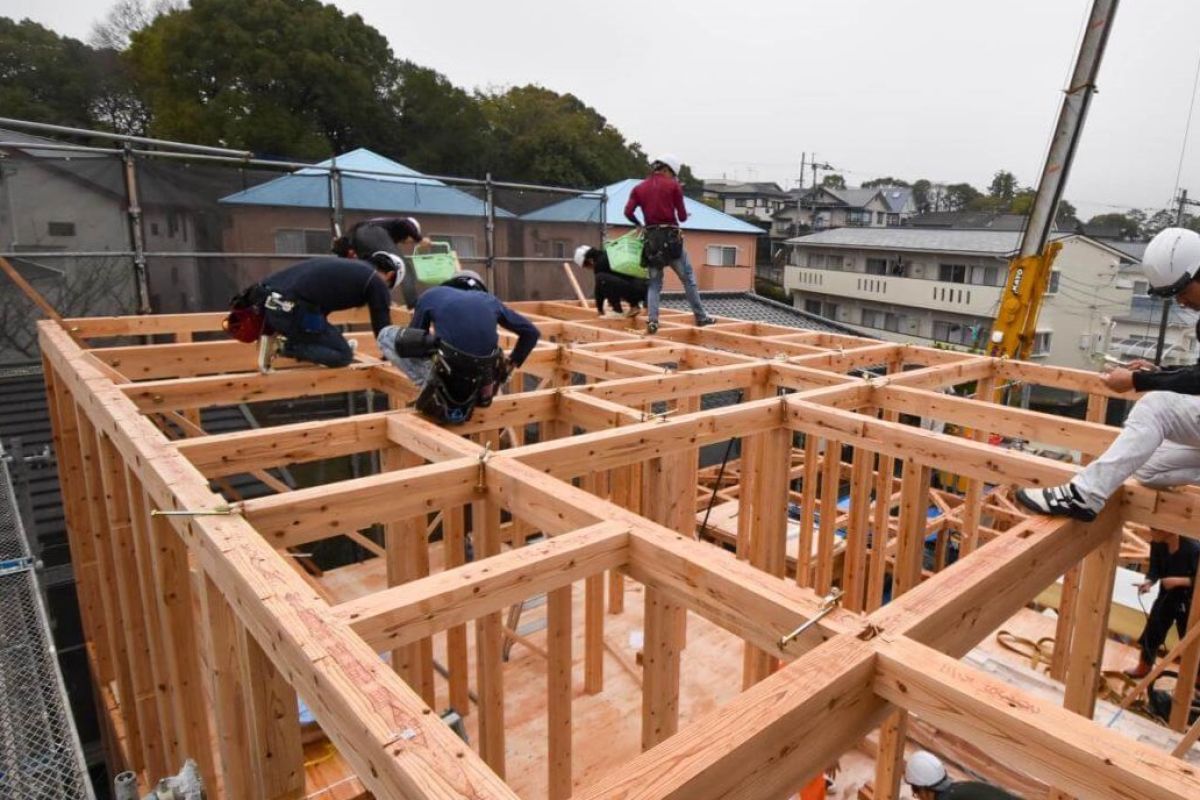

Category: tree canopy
[820, 173, 847, 190]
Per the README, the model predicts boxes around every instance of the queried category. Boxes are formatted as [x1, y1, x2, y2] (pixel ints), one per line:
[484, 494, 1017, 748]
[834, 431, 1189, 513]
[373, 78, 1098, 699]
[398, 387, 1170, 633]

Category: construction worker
[1015, 227, 1200, 521]
[623, 154, 716, 334]
[905, 751, 1018, 799]
[573, 244, 648, 317]
[1125, 528, 1199, 678]
[254, 225, 405, 368]
[333, 219, 423, 308]
[377, 270, 540, 424]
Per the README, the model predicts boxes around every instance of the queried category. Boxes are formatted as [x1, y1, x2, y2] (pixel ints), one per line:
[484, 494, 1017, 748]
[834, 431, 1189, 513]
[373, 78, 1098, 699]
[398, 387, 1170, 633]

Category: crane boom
[989, 0, 1119, 360]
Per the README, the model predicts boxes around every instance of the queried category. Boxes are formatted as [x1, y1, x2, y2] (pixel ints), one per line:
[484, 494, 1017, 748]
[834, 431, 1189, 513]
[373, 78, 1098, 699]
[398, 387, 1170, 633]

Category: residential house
[701, 180, 790, 224]
[782, 228, 1134, 380]
[521, 178, 763, 298]
[771, 185, 915, 239]
[1105, 241, 1199, 367]
[219, 149, 524, 296]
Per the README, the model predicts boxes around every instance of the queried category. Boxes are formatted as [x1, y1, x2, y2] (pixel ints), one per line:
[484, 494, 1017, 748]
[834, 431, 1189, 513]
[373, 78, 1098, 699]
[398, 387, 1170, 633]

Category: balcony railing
[783, 265, 1002, 318]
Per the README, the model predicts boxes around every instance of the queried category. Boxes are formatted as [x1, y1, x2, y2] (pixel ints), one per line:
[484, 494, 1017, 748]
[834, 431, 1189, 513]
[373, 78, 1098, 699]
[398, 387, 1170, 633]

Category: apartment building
[783, 227, 1133, 373]
[701, 180, 790, 223]
[772, 185, 915, 239]
[1105, 241, 1199, 367]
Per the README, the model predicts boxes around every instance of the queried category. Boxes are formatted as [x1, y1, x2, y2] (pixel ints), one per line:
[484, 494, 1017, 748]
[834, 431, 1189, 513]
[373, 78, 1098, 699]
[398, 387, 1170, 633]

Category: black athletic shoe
[696, 317, 717, 327]
[646, 321, 659, 334]
[1014, 483, 1098, 521]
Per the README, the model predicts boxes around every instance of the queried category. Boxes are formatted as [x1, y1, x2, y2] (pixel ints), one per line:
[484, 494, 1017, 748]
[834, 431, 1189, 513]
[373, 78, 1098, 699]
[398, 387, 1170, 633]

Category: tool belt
[263, 290, 326, 334]
[642, 225, 684, 268]
[415, 341, 509, 426]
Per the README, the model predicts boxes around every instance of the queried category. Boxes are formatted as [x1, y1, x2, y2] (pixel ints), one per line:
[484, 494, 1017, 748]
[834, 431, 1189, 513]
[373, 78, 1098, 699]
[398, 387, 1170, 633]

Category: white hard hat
[405, 216, 421, 238]
[1143, 227, 1200, 297]
[904, 751, 948, 788]
[574, 244, 591, 268]
[650, 153, 682, 176]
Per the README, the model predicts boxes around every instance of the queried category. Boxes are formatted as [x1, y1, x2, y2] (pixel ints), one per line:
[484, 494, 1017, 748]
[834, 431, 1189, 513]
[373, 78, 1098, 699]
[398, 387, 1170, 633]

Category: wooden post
[796, 435, 820, 588]
[815, 441, 841, 594]
[893, 459, 932, 598]
[582, 471, 606, 695]
[959, 375, 997, 555]
[1062, 508, 1122, 719]
[548, 584, 573, 800]
[608, 465, 634, 614]
[868, 411, 899, 611]
[842, 444, 874, 613]
[1170, 577, 1200, 730]
[198, 574, 259, 800]
[240, 633, 305, 799]
[95, 434, 164, 779]
[474, 432, 506, 777]
[873, 709, 909, 800]
[742, 426, 791, 689]
[444, 505, 471, 716]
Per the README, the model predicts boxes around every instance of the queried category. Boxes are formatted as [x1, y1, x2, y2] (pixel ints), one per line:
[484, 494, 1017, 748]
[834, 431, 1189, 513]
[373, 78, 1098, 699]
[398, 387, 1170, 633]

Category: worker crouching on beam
[377, 270, 540, 425]
[573, 244, 647, 318]
[905, 751, 1019, 799]
[1016, 227, 1200, 521]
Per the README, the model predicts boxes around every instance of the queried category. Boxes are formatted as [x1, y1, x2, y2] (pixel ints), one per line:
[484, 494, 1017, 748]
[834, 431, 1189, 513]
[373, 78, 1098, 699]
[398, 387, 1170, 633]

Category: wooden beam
[548, 584, 573, 800]
[875, 636, 1200, 800]
[336, 522, 629, 649]
[1062, 510, 1122, 719]
[120, 365, 377, 412]
[892, 459, 931, 597]
[873, 710, 909, 800]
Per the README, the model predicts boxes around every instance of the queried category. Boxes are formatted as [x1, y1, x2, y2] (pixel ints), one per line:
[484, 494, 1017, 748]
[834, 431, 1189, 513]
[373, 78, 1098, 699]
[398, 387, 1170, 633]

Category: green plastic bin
[410, 242, 458, 284]
[604, 232, 647, 279]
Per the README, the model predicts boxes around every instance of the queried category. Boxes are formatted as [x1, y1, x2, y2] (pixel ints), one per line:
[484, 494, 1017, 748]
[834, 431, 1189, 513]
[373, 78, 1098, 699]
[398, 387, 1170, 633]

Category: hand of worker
[1100, 367, 1135, 393]
[1138, 579, 1153, 594]
[1125, 358, 1159, 372]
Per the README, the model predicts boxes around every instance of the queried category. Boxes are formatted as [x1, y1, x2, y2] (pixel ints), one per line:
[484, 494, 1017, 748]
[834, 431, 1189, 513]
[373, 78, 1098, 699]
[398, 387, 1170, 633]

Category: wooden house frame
[38, 300, 1200, 799]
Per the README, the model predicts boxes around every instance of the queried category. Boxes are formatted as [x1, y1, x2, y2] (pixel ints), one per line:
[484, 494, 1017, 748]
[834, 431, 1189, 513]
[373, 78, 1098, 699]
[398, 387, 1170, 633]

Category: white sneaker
[1014, 483, 1098, 521]
[348, 338, 359, 353]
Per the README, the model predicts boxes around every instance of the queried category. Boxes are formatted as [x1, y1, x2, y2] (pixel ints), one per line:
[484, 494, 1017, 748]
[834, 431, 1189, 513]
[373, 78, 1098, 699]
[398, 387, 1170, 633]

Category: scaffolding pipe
[485, 172, 496, 289]
[121, 144, 152, 314]
[0, 116, 253, 158]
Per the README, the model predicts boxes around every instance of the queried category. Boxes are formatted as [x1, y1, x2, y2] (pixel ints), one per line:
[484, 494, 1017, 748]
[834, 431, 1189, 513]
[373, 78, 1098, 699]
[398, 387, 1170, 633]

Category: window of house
[804, 299, 823, 315]
[865, 258, 888, 276]
[47, 221, 75, 237]
[883, 312, 901, 333]
[822, 301, 839, 319]
[938, 263, 968, 284]
[274, 228, 332, 254]
[932, 319, 980, 346]
[875, 211, 884, 224]
[1133, 279, 1149, 296]
[1047, 271, 1061, 294]
[735, 198, 746, 207]
[887, 214, 900, 226]
[807, 253, 824, 268]
[984, 266, 1000, 286]
[431, 234, 477, 258]
[825, 254, 844, 269]
[861, 308, 883, 328]
[150, 222, 160, 236]
[706, 245, 738, 266]
[1032, 331, 1053, 355]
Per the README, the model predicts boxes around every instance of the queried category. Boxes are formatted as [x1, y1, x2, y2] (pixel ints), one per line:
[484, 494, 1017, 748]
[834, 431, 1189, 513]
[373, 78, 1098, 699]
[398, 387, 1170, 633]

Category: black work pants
[1139, 591, 1192, 664]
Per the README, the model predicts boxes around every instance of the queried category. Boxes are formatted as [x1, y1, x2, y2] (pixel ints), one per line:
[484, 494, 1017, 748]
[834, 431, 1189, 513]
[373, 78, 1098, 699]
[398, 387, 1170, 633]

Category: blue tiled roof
[521, 178, 763, 235]
[219, 148, 513, 217]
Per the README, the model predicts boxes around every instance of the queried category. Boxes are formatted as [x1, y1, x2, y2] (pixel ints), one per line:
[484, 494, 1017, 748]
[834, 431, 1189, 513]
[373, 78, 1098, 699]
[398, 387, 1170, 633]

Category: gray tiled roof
[785, 227, 1076, 255]
[659, 291, 866, 335]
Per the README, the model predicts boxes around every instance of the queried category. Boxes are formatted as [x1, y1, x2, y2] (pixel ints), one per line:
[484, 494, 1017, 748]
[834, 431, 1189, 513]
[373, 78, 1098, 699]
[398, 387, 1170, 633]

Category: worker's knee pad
[379, 325, 439, 360]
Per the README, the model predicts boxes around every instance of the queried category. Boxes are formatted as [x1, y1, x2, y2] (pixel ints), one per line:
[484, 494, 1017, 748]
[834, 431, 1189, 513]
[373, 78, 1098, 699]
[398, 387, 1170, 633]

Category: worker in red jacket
[623, 154, 715, 334]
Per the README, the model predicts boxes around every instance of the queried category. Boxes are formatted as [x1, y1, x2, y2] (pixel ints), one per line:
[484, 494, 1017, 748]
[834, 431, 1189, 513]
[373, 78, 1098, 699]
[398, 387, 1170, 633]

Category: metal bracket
[777, 588, 842, 650]
[150, 505, 236, 517]
[475, 442, 493, 493]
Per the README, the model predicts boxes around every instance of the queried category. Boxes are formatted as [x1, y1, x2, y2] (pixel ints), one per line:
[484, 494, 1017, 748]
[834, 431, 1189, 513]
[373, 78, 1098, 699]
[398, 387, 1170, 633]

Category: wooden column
[815, 441, 842, 594]
[842, 444, 874, 613]
[95, 435, 164, 780]
[742, 427, 791, 689]
[959, 375, 997, 555]
[240, 632, 305, 799]
[893, 459, 932, 598]
[1062, 508, 1122, 719]
[381, 445, 436, 706]
[582, 471, 606, 695]
[548, 584, 573, 800]
[146, 504, 217, 785]
[640, 449, 691, 748]
[796, 435, 820, 588]
[197, 574, 258, 800]
[1170, 577, 1200, 730]
[867, 412, 898, 612]
[873, 709, 909, 800]
[474, 431, 506, 776]
[443, 505, 471, 715]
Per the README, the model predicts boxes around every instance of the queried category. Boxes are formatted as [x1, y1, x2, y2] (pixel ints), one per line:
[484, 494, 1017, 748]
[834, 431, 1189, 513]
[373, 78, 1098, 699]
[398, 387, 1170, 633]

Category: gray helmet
[442, 270, 488, 292]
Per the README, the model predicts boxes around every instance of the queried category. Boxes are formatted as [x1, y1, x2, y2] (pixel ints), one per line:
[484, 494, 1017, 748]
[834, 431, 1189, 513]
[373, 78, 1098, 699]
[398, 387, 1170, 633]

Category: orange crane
[988, 0, 1119, 360]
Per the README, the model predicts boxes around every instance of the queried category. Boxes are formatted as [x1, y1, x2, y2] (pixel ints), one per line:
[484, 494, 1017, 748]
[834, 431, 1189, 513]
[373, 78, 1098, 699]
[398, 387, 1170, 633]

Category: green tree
[127, 0, 402, 158]
[0, 18, 103, 129]
[861, 176, 909, 188]
[820, 173, 847, 189]
[1085, 212, 1140, 239]
[478, 84, 649, 187]
[987, 169, 1018, 204]
[912, 179, 933, 214]
[389, 62, 492, 177]
[943, 182, 982, 212]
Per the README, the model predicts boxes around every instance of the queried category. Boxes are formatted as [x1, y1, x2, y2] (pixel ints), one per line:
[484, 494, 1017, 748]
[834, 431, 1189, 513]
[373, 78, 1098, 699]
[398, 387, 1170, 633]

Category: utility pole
[808, 155, 834, 231]
[1154, 188, 1200, 364]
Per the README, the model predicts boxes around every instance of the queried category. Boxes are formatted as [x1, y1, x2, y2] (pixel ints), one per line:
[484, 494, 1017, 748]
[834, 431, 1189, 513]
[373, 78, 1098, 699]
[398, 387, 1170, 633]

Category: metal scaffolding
[0, 440, 93, 799]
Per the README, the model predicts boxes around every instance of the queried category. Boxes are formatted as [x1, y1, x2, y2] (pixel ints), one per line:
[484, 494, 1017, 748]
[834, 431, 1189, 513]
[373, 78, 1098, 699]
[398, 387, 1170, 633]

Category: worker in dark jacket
[905, 752, 1019, 800]
[573, 245, 647, 317]
[1017, 227, 1200, 521]
[624, 154, 715, 334]
[333, 220, 423, 308]
[1125, 528, 1200, 677]
[377, 270, 540, 424]
[259, 230, 402, 368]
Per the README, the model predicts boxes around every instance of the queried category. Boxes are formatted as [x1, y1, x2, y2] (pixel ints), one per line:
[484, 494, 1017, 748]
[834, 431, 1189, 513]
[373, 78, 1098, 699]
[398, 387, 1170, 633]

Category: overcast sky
[6, 0, 1200, 219]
